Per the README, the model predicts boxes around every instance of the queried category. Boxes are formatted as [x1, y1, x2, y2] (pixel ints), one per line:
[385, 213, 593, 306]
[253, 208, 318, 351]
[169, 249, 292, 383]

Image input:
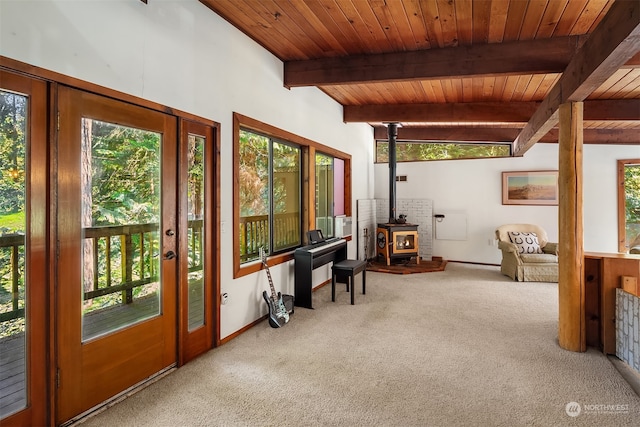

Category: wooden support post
[558, 102, 586, 352]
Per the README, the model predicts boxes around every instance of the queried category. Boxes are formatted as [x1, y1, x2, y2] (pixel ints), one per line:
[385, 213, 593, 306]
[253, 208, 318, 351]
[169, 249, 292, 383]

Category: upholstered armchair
[495, 224, 558, 282]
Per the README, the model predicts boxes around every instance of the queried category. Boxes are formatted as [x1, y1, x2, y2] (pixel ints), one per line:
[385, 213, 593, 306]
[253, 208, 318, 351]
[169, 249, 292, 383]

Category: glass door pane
[80, 119, 161, 341]
[179, 119, 215, 365]
[0, 90, 27, 417]
[187, 134, 205, 330]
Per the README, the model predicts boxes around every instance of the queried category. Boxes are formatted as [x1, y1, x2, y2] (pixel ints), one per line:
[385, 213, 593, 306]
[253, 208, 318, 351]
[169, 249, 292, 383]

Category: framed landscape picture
[502, 170, 559, 205]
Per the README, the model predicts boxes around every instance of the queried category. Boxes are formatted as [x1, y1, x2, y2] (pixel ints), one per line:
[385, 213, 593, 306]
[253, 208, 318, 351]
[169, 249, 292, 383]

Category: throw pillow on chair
[507, 231, 543, 254]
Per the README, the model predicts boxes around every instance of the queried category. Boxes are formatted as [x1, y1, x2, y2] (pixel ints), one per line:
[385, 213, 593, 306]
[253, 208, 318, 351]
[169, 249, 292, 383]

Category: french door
[0, 68, 218, 425]
[55, 87, 178, 423]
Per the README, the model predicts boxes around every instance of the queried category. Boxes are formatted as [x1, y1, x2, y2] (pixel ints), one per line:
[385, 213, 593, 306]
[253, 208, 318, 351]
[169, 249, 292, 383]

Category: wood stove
[376, 223, 420, 265]
[376, 122, 420, 266]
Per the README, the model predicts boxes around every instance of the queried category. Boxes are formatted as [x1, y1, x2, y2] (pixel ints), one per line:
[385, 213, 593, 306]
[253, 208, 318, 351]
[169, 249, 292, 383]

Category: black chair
[331, 259, 367, 305]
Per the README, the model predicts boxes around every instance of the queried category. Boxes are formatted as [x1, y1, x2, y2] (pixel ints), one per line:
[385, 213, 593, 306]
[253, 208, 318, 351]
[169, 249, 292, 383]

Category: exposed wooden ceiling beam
[345, 102, 537, 123]
[285, 36, 585, 87]
[584, 99, 640, 121]
[622, 51, 640, 67]
[544, 128, 639, 145]
[345, 99, 639, 123]
[373, 127, 640, 145]
[513, 0, 640, 156]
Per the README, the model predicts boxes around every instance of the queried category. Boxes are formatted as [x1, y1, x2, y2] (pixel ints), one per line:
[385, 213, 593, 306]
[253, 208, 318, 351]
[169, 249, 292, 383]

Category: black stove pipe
[387, 122, 399, 223]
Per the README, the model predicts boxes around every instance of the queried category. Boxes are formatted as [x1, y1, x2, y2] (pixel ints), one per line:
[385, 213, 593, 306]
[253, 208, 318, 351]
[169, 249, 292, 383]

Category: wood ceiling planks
[204, 0, 614, 57]
[201, 0, 639, 147]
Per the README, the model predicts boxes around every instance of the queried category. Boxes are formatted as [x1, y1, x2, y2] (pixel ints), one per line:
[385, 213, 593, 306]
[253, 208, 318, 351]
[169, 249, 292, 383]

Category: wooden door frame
[0, 69, 49, 427]
[178, 118, 221, 364]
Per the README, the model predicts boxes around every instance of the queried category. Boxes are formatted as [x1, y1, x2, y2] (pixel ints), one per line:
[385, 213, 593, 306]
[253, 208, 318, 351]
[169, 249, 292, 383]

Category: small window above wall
[375, 140, 511, 163]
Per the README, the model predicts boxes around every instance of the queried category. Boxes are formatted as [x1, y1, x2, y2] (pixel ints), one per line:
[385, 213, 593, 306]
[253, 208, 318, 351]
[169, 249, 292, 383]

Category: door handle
[164, 250, 177, 260]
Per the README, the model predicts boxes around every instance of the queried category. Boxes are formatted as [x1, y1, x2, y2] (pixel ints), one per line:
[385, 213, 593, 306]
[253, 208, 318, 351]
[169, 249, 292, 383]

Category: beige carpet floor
[79, 263, 640, 427]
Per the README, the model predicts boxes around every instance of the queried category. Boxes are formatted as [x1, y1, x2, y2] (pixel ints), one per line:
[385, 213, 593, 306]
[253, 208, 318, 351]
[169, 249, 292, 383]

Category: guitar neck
[261, 256, 278, 300]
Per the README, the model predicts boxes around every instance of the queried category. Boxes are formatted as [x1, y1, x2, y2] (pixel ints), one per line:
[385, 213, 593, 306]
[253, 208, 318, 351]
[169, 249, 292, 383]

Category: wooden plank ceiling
[201, 0, 640, 152]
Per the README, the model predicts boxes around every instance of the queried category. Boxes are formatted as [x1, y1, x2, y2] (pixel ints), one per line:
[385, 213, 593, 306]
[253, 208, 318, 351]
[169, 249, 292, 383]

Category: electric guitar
[260, 248, 290, 328]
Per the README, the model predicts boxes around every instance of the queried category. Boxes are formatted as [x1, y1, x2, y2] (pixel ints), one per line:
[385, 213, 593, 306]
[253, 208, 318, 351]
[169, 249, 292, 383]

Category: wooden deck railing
[0, 220, 205, 323]
[239, 212, 300, 262]
[0, 234, 24, 322]
[82, 222, 161, 303]
[1, 213, 299, 322]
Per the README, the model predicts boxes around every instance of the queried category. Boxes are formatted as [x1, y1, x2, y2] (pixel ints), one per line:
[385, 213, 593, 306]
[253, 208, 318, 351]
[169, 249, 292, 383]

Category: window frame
[617, 158, 640, 252]
[233, 113, 351, 278]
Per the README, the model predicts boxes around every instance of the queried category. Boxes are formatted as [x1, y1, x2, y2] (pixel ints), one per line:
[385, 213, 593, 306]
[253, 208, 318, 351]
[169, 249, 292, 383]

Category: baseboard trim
[220, 315, 267, 345]
[447, 260, 500, 267]
[608, 355, 640, 397]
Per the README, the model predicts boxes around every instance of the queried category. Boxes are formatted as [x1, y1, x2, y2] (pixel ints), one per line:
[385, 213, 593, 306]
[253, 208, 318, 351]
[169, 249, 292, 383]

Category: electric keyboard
[305, 237, 343, 253]
[294, 238, 347, 308]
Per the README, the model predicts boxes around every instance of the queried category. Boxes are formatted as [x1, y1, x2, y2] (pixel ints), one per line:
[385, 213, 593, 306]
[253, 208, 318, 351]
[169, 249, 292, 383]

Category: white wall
[375, 143, 640, 264]
[0, 0, 374, 339]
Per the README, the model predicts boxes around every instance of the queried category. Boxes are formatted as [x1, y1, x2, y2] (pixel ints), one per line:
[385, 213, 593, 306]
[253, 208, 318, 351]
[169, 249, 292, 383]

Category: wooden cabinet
[584, 252, 640, 354]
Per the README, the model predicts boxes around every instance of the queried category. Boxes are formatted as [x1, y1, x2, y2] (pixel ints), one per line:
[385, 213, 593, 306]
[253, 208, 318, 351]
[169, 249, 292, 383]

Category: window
[618, 159, 640, 252]
[315, 153, 346, 238]
[238, 129, 301, 264]
[315, 153, 334, 237]
[376, 140, 511, 163]
[233, 113, 352, 278]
